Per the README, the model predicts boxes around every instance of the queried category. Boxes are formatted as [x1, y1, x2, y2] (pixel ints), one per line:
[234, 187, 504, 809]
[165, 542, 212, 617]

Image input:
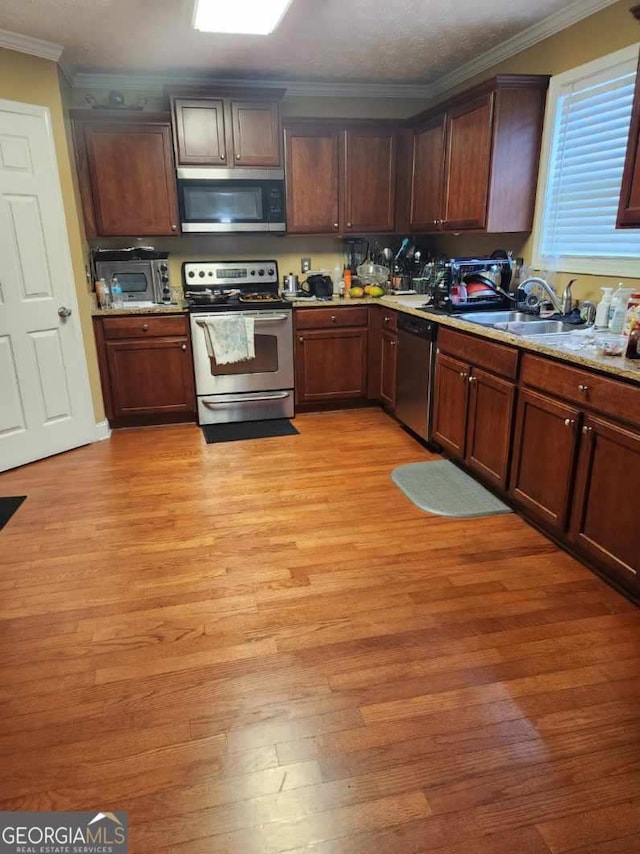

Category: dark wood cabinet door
[570, 415, 640, 594]
[172, 98, 227, 166]
[344, 128, 397, 233]
[105, 337, 195, 418]
[285, 125, 341, 234]
[443, 94, 493, 230]
[618, 58, 640, 227]
[510, 389, 580, 533]
[380, 329, 398, 410]
[432, 352, 469, 460]
[410, 114, 446, 232]
[295, 329, 368, 404]
[231, 100, 282, 167]
[465, 368, 515, 491]
[83, 123, 179, 236]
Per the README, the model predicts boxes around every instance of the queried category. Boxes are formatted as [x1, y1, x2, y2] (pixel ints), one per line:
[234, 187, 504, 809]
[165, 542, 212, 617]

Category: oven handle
[202, 392, 291, 406]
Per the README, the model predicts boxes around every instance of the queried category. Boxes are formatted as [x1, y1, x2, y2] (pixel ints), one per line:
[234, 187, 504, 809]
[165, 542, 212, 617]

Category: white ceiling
[0, 0, 619, 83]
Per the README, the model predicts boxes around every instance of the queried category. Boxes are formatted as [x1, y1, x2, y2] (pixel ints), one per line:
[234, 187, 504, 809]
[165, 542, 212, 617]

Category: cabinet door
[173, 99, 227, 166]
[105, 338, 195, 418]
[510, 389, 580, 533]
[344, 128, 397, 233]
[570, 416, 640, 594]
[432, 352, 469, 460]
[410, 114, 446, 232]
[83, 123, 179, 236]
[466, 368, 515, 491]
[618, 58, 640, 227]
[231, 100, 282, 167]
[296, 329, 368, 404]
[285, 125, 340, 234]
[380, 329, 398, 410]
[443, 94, 493, 230]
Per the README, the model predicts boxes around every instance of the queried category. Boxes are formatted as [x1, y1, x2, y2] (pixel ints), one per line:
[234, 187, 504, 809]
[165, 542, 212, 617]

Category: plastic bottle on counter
[343, 267, 352, 299]
[95, 277, 111, 309]
[332, 264, 342, 295]
[594, 287, 613, 329]
[609, 287, 633, 334]
[111, 276, 124, 309]
[608, 283, 624, 328]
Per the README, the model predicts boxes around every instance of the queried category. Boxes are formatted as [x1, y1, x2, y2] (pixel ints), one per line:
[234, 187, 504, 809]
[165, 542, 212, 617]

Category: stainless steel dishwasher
[395, 314, 437, 442]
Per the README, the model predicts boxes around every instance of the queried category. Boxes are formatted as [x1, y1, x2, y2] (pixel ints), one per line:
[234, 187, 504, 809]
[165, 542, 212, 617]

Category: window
[533, 44, 640, 277]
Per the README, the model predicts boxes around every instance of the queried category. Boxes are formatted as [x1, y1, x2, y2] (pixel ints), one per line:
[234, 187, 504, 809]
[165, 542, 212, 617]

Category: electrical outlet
[301, 257, 311, 274]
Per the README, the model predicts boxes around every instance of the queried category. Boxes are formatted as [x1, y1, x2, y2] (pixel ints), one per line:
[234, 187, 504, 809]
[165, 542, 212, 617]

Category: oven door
[177, 170, 286, 233]
[191, 311, 294, 396]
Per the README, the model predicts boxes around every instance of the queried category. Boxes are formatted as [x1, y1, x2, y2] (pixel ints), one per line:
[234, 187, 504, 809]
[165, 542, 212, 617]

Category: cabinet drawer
[101, 314, 188, 340]
[438, 328, 519, 380]
[295, 307, 369, 330]
[521, 354, 640, 429]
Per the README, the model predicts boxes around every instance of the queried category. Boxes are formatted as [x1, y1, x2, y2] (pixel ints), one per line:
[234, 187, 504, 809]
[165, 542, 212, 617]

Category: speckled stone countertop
[91, 303, 187, 317]
[294, 295, 640, 385]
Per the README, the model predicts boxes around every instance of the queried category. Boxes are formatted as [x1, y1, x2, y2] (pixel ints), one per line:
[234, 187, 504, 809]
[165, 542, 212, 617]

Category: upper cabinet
[284, 121, 398, 235]
[72, 113, 180, 238]
[618, 57, 640, 227]
[169, 90, 284, 169]
[408, 75, 549, 234]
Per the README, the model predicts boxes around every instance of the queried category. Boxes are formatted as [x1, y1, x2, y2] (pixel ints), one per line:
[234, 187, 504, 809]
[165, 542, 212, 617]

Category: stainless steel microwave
[177, 168, 286, 233]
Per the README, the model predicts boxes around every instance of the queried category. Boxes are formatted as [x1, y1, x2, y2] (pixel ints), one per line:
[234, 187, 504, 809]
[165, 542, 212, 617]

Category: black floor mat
[0, 496, 26, 530]
[201, 419, 299, 444]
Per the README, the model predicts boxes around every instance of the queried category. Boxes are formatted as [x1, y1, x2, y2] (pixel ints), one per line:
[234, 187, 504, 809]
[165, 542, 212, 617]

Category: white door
[0, 99, 95, 473]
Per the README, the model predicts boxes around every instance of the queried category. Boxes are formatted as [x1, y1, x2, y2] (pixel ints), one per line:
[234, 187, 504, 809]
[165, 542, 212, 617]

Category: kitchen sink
[457, 311, 575, 337]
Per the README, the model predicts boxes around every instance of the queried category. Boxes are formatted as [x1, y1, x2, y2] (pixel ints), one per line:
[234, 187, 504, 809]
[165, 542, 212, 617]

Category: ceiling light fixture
[192, 0, 294, 35]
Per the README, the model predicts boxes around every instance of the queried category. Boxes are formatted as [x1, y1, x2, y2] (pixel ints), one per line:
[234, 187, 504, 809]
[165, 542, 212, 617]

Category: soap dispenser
[595, 287, 613, 329]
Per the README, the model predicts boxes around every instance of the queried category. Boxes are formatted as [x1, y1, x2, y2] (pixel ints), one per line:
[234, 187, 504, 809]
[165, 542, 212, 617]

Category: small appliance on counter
[92, 247, 172, 306]
[301, 273, 333, 300]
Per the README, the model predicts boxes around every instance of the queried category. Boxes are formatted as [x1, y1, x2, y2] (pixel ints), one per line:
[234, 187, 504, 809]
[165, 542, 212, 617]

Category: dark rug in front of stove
[0, 496, 26, 531]
[201, 420, 299, 444]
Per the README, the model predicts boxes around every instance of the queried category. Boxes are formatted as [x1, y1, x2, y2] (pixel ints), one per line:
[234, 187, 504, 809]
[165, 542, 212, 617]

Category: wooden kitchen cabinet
[295, 307, 369, 405]
[408, 75, 549, 234]
[466, 368, 515, 490]
[72, 113, 180, 238]
[618, 56, 640, 227]
[432, 352, 469, 460]
[570, 415, 640, 594]
[284, 125, 341, 234]
[509, 388, 580, 533]
[380, 327, 398, 409]
[170, 90, 284, 168]
[284, 120, 398, 234]
[93, 314, 196, 427]
[344, 128, 396, 233]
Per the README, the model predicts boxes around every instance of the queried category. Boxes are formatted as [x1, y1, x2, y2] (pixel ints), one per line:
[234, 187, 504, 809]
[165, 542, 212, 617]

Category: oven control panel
[183, 261, 279, 287]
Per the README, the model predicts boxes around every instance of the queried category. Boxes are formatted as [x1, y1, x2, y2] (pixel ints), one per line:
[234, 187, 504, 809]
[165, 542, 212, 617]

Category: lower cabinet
[295, 312, 369, 405]
[379, 328, 398, 409]
[432, 332, 516, 490]
[93, 314, 196, 427]
[570, 415, 640, 594]
[509, 388, 580, 533]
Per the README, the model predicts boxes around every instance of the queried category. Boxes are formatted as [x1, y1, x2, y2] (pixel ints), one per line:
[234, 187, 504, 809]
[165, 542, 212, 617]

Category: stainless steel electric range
[183, 260, 294, 425]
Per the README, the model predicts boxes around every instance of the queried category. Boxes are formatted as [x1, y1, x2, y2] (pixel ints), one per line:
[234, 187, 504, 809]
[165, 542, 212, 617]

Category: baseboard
[95, 420, 111, 441]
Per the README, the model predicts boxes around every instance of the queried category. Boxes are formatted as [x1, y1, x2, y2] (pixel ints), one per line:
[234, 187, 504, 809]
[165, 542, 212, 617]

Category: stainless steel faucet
[518, 276, 564, 315]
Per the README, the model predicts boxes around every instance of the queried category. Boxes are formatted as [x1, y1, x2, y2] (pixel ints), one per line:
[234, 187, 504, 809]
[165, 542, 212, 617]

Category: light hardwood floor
[1, 409, 640, 853]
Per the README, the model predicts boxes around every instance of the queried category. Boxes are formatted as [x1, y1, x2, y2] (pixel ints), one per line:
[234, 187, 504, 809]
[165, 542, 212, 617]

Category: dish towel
[198, 317, 256, 366]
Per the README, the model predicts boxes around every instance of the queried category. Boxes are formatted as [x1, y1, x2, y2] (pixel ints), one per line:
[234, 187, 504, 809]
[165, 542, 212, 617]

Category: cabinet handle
[564, 418, 576, 427]
[298, 337, 304, 343]
[331, 316, 337, 322]
[220, 154, 225, 161]
[582, 425, 593, 434]
[347, 222, 352, 228]
[181, 343, 187, 351]
[390, 340, 397, 347]
[459, 371, 468, 380]
[236, 154, 241, 160]
[142, 323, 149, 331]
[333, 223, 339, 229]
[578, 384, 589, 393]
[468, 375, 477, 383]
[171, 225, 177, 232]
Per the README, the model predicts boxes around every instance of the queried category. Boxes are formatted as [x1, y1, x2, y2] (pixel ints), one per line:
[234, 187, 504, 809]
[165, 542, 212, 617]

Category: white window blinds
[536, 47, 640, 275]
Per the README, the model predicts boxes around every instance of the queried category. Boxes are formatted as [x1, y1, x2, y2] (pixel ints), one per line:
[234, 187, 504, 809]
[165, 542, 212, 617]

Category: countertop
[296, 294, 640, 385]
[92, 303, 187, 317]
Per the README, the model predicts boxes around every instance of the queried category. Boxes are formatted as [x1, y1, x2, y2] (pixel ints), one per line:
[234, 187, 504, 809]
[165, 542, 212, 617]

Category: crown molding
[0, 27, 63, 62]
[430, 0, 622, 99]
[65, 69, 433, 100]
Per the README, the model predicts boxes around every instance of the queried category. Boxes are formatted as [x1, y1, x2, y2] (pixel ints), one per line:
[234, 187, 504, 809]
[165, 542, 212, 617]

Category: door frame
[0, 97, 98, 469]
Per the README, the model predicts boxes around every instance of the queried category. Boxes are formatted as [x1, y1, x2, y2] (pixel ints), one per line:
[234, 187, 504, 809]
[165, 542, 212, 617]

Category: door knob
[58, 306, 72, 318]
